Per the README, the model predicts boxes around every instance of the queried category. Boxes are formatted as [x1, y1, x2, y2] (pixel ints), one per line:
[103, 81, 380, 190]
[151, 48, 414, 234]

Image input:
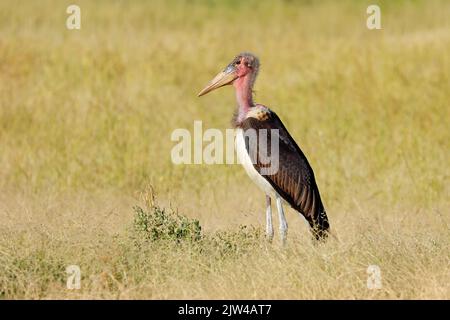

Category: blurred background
[1, 0, 448, 225]
[0, 0, 448, 299]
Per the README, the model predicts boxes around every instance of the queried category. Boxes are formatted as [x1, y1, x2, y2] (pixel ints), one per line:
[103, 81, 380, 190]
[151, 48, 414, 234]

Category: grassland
[0, 0, 449, 299]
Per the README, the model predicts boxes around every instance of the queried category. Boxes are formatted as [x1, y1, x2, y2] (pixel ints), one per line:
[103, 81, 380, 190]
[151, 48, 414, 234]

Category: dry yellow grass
[0, 0, 449, 299]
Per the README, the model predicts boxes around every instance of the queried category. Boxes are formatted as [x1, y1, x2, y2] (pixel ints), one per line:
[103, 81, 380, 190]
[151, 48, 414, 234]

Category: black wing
[241, 110, 329, 238]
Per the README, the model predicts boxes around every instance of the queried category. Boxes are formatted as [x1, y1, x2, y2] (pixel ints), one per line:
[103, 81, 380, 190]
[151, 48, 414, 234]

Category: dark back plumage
[239, 109, 330, 240]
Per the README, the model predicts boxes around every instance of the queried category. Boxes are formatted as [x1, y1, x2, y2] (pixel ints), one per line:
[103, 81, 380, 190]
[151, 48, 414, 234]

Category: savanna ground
[0, 0, 449, 299]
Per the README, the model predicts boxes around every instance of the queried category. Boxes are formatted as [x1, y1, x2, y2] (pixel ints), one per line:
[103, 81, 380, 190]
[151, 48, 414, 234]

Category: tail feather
[311, 210, 330, 241]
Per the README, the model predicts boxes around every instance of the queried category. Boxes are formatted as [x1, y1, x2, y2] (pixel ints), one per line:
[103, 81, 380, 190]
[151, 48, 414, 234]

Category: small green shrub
[132, 205, 202, 244]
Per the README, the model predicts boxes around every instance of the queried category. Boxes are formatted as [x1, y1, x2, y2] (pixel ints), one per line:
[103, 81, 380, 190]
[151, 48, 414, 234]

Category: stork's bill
[198, 65, 238, 97]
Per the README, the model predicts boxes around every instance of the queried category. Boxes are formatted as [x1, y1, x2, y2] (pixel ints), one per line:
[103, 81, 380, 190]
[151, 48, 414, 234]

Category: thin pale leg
[265, 195, 274, 241]
[276, 196, 288, 245]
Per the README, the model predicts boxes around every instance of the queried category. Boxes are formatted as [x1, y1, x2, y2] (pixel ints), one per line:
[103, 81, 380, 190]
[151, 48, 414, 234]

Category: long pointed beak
[198, 66, 238, 97]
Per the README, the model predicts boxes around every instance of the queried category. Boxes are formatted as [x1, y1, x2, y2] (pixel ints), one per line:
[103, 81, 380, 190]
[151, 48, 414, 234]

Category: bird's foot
[280, 235, 287, 246]
[266, 231, 274, 243]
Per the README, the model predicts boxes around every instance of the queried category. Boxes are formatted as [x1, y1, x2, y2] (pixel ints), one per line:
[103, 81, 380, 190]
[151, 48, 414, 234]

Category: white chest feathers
[235, 128, 278, 197]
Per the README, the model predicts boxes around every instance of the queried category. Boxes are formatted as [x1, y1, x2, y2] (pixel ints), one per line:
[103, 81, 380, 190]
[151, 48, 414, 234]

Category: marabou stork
[198, 52, 330, 243]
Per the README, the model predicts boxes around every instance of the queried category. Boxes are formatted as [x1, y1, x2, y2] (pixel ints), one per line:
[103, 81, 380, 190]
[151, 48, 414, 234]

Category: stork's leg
[276, 195, 288, 245]
[265, 195, 274, 241]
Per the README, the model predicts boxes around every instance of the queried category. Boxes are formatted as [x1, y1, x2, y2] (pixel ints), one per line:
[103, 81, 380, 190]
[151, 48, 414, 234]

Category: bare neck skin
[233, 73, 255, 124]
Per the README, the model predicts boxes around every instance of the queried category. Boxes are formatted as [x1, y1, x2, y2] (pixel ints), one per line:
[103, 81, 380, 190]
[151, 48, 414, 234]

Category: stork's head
[198, 52, 260, 97]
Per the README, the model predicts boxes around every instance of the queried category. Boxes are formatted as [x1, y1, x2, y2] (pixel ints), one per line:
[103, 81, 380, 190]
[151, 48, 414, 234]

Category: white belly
[235, 128, 279, 197]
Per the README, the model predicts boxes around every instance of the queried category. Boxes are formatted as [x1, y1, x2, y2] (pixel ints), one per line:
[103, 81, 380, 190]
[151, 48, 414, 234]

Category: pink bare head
[198, 52, 260, 97]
